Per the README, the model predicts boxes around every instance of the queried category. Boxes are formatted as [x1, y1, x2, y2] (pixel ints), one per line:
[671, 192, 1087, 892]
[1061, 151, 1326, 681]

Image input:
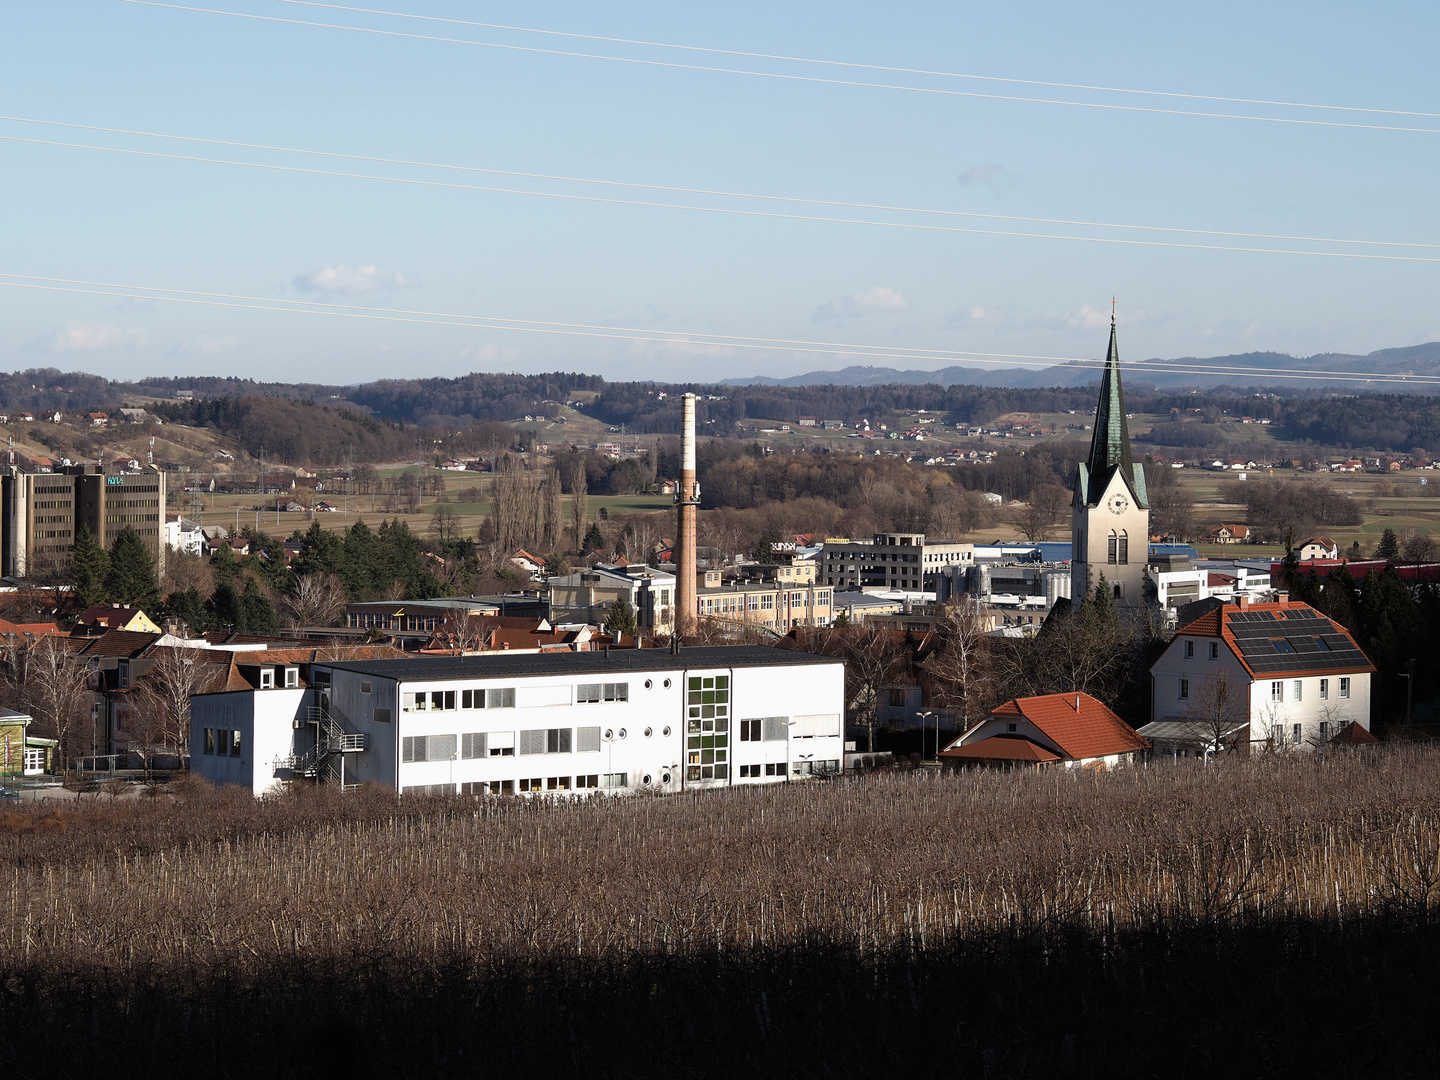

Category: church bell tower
[1071, 311, 1149, 606]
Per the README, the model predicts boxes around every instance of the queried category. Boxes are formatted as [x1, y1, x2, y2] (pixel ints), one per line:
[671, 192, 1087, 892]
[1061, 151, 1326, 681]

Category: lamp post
[918, 710, 934, 763]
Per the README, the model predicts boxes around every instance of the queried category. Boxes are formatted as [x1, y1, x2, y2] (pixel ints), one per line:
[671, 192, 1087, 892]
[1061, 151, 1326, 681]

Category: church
[1071, 315, 1150, 606]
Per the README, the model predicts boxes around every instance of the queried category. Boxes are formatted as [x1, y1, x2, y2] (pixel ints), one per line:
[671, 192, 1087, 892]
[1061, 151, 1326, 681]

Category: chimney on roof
[1238, 595, 1251, 609]
[1276, 590, 1289, 605]
[675, 393, 698, 639]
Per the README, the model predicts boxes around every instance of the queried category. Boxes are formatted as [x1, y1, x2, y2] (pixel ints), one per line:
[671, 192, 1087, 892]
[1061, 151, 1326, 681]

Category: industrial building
[190, 645, 845, 797]
[821, 533, 974, 592]
[3, 464, 166, 578]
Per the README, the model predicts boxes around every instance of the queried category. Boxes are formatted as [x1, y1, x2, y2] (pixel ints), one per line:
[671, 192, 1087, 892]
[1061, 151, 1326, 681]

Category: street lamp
[918, 710, 934, 763]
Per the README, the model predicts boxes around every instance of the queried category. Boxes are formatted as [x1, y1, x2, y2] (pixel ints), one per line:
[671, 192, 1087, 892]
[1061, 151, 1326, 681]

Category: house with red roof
[1145, 597, 1374, 754]
[938, 692, 1148, 769]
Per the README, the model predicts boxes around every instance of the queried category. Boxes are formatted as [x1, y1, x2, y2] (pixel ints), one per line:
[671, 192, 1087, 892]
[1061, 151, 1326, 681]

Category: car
[0, 788, 21, 801]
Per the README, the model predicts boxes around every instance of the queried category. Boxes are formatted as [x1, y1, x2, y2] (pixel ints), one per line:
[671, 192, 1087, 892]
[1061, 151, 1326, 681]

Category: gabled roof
[1330, 721, 1379, 746]
[1171, 601, 1374, 678]
[942, 692, 1148, 764]
[941, 734, 1062, 763]
[75, 630, 161, 658]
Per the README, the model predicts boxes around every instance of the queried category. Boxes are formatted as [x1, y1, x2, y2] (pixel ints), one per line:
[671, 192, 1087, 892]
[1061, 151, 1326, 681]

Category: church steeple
[1075, 313, 1147, 509]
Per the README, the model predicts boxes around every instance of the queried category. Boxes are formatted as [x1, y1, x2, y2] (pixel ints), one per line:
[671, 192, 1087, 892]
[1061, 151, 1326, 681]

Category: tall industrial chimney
[675, 393, 699, 638]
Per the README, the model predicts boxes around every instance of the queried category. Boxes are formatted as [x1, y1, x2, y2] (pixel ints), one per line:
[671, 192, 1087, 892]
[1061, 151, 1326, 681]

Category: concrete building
[190, 645, 845, 796]
[3, 464, 166, 578]
[821, 533, 975, 592]
[695, 563, 833, 630]
[1146, 598, 1374, 753]
[1070, 318, 1149, 606]
[548, 564, 676, 635]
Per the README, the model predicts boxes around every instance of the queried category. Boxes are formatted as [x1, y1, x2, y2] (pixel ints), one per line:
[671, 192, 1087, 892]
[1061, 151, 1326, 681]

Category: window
[488, 731, 515, 757]
[520, 728, 572, 755]
[1273, 639, 1295, 654]
[373, 707, 391, 724]
[518, 778, 545, 793]
[203, 728, 214, 755]
[1210, 642, 1219, 660]
[405, 783, 454, 796]
[740, 719, 762, 741]
[361, 681, 372, 695]
[1179, 678, 1190, 700]
[461, 733, 486, 759]
[1271, 681, 1284, 703]
[259, 669, 274, 689]
[576, 774, 600, 789]
[601, 773, 627, 788]
[1293, 680, 1303, 702]
[487, 688, 516, 709]
[1185, 640, 1194, 659]
[1117, 532, 1129, 565]
[765, 762, 785, 776]
[888, 689, 905, 707]
[1291, 723, 1303, 745]
[1107, 532, 1117, 565]
[284, 667, 299, 689]
[403, 734, 457, 763]
[402, 692, 425, 712]
[231, 730, 243, 757]
[546, 776, 571, 791]
[488, 780, 514, 795]
[1319, 679, 1329, 700]
[430, 690, 456, 711]
[460, 781, 487, 796]
[577, 683, 629, 703]
[1318, 721, 1330, 739]
[575, 726, 601, 753]
[461, 689, 481, 709]
[1007, 723, 1017, 733]
[1339, 677, 1351, 699]
[117, 660, 130, 688]
[760, 594, 775, 611]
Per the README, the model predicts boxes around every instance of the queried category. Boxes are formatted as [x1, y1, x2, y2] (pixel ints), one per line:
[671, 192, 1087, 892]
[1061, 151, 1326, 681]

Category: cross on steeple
[1111, 297, 1116, 325]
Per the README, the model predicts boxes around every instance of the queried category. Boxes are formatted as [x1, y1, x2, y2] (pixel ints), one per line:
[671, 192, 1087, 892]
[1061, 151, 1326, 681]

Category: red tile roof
[941, 735, 1062, 763]
[1330, 721, 1379, 746]
[995, 693, 1150, 760]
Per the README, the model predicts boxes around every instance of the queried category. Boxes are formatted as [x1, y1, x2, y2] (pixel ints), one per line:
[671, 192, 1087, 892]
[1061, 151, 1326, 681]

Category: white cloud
[958, 163, 1006, 187]
[173, 334, 240, 357]
[813, 286, 910, 323]
[37, 321, 146, 353]
[292, 264, 417, 295]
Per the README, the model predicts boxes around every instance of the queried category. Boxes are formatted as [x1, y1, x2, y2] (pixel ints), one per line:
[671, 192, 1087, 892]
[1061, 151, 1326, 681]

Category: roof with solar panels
[1172, 600, 1374, 679]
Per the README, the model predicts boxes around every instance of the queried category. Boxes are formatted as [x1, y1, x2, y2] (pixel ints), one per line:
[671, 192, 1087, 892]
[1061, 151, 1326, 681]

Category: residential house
[72, 605, 163, 635]
[939, 692, 1149, 769]
[1296, 536, 1339, 560]
[1145, 598, 1374, 753]
[1208, 524, 1250, 545]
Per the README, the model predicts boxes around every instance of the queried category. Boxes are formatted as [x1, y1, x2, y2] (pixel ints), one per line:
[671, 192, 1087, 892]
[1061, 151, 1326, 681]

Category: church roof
[1076, 320, 1148, 509]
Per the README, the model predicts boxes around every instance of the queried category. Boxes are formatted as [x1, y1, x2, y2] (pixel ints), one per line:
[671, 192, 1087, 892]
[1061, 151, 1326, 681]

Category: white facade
[821, 534, 974, 592]
[164, 516, 205, 558]
[1072, 467, 1150, 605]
[192, 687, 308, 795]
[191, 647, 845, 797]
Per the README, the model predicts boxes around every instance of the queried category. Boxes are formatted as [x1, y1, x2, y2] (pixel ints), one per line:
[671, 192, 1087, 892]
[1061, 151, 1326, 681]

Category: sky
[3, 1, 1439, 385]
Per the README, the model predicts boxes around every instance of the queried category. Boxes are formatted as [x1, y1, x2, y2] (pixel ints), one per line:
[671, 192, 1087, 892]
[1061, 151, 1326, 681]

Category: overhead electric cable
[2, 271, 1436, 387]
[5, 132, 1437, 263]
[274, 0, 1440, 122]
[115, 1, 1440, 137]
[3, 114, 1435, 252]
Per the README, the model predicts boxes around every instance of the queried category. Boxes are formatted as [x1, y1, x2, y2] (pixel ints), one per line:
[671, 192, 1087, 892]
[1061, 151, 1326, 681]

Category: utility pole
[1407, 658, 1415, 725]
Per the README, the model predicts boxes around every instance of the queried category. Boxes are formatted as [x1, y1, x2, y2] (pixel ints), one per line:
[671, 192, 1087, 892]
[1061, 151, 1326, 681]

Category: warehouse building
[190, 645, 845, 797]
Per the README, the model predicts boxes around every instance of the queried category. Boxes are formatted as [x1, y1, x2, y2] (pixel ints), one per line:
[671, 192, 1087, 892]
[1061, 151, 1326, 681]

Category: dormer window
[117, 659, 130, 688]
[260, 669, 275, 689]
[284, 667, 299, 688]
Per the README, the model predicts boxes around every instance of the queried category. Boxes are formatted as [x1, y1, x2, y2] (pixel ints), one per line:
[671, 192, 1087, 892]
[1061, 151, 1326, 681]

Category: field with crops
[3, 751, 1439, 1077]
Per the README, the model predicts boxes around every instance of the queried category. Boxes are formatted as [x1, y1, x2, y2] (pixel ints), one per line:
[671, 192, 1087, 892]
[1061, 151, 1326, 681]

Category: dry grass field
[2, 750, 1439, 1077]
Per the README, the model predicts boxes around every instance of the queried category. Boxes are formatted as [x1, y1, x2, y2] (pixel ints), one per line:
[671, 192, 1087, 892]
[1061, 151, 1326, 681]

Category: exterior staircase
[281, 702, 366, 786]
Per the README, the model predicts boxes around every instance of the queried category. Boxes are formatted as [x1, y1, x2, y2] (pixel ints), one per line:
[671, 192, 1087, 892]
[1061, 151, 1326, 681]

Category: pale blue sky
[3, 1, 1439, 384]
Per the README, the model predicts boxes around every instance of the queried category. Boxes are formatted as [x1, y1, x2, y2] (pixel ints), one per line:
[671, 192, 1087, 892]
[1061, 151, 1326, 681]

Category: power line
[6, 132, 1438, 264]
[4, 113, 1436, 252]
[3, 271, 1437, 387]
[116, 1, 1440, 137]
[274, 0, 1440, 122]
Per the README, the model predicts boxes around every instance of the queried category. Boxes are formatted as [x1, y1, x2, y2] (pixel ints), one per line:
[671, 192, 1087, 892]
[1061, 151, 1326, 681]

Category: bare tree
[282, 572, 348, 630]
[430, 504, 462, 547]
[922, 596, 992, 732]
[1400, 528, 1437, 563]
[1182, 670, 1251, 758]
[163, 547, 215, 598]
[131, 647, 223, 768]
[3, 635, 93, 767]
[569, 460, 588, 553]
[540, 466, 564, 554]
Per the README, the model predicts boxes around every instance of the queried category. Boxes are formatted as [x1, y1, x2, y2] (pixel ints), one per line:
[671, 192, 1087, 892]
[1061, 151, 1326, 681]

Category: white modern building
[821, 533, 975, 592]
[191, 645, 844, 796]
[1146, 598, 1374, 753]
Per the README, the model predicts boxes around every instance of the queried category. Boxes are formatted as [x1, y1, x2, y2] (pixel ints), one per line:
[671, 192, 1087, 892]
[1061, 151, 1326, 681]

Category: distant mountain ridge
[721, 342, 1440, 390]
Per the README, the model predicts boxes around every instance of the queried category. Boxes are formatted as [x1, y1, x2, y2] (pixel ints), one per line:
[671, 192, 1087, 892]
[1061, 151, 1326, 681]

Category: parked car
[0, 787, 22, 801]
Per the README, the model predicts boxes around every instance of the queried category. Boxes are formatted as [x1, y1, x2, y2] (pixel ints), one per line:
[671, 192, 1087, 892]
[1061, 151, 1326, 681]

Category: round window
[662, 726, 671, 737]
[663, 678, 672, 689]
[662, 772, 671, 785]
[644, 726, 653, 738]
[618, 728, 628, 739]
[604, 728, 614, 740]
[643, 774, 652, 785]
[644, 679, 653, 689]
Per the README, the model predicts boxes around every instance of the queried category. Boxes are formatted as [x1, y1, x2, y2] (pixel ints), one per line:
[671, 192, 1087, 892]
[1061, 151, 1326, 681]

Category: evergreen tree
[206, 582, 242, 631]
[104, 526, 161, 611]
[164, 587, 209, 635]
[69, 526, 110, 609]
[239, 578, 279, 635]
[604, 595, 638, 638]
[209, 541, 238, 587]
[1348, 540, 1363, 559]
[1376, 528, 1400, 560]
[582, 522, 605, 553]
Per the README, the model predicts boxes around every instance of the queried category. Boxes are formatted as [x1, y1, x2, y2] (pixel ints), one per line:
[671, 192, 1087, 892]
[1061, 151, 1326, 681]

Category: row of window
[401, 724, 669, 763]
[201, 728, 243, 756]
[1177, 676, 1350, 701]
[406, 774, 631, 796]
[400, 683, 629, 712]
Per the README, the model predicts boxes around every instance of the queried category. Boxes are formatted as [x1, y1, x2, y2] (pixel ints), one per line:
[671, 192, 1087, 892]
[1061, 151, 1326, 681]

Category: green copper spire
[1075, 315, 1147, 507]
[1086, 318, 1133, 482]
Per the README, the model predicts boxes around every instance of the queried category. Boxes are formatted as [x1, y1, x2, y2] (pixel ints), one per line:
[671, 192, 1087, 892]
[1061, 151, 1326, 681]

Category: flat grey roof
[316, 645, 839, 682]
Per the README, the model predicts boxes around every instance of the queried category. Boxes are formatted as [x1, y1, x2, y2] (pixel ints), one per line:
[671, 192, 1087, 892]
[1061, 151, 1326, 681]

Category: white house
[191, 645, 844, 797]
[1145, 598, 1374, 754]
[1296, 536, 1339, 561]
[164, 516, 205, 558]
